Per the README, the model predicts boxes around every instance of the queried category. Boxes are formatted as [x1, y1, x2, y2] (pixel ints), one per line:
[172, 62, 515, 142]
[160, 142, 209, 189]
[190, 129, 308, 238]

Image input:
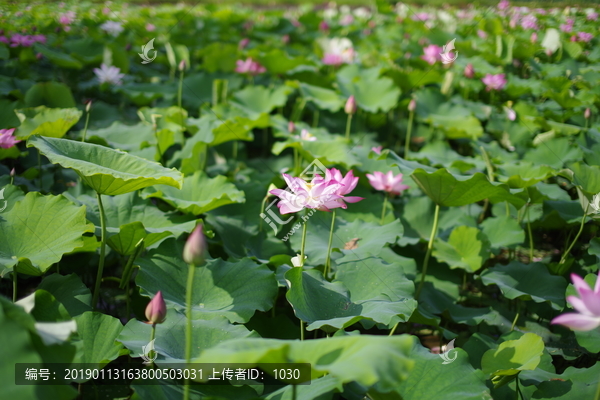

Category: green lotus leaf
[15, 106, 82, 139]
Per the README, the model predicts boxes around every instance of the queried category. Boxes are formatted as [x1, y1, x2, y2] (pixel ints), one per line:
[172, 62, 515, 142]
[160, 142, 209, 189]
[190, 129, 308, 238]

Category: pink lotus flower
[421, 44, 442, 65]
[238, 38, 250, 49]
[313, 168, 364, 207]
[498, 0, 510, 11]
[412, 12, 432, 22]
[477, 30, 488, 39]
[560, 23, 573, 33]
[520, 15, 538, 30]
[340, 14, 354, 26]
[552, 271, 600, 331]
[464, 63, 475, 78]
[59, 11, 76, 25]
[235, 58, 266, 75]
[319, 21, 329, 31]
[146, 23, 156, 32]
[366, 171, 409, 196]
[371, 146, 383, 155]
[296, 129, 317, 142]
[0, 128, 20, 149]
[482, 73, 507, 91]
[576, 32, 594, 42]
[587, 12, 598, 21]
[145, 291, 167, 325]
[531, 32, 538, 43]
[321, 38, 355, 66]
[269, 173, 345, 214]
[504, 106, 516, 121]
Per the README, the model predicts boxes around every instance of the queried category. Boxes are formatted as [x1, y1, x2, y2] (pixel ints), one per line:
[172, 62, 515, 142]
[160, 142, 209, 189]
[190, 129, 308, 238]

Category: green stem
[527, 205, 534, 263]
[92, 192, 107, 310]
[37, 151, 42, 190]
[178, 68, 184, 125]
[388, 321, 399, 336]
[594, 370, 600, 400]
[312, 109, 319, 127]
[300, 320, 305, 341]
[184, 263, 196, 400]
[380, 194, 389, 225]
[559, 203, 590, 264]
[345, 113, 353, 140]
[404, 111, 414, 158]
[232, 141, 238, 160]
[149, 323, 156, 363]
[12, 266, 17, 302]
[81, 110, 91, 142]
[505, 201, 510, 217]
[299, 218, 308, 267]
[324, 210, 336, 279]
[415, 204, 440, 301]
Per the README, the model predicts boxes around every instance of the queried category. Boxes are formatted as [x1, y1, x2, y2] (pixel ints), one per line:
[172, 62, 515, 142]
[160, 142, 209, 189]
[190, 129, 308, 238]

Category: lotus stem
[345, 114, 353, 140]
[149, 323, 156, 364]
[12, 266, 17, 302]
[324, 210, 336, 278]
[178, 67, 184, 126]
[415, 204, 440, 301]
[92, 192, 107, 310]
[388, 321, 399, 336]
[527, 205, 534, 263]
[300, 320, 305, 341]
[184, 262, 196, 400]
[37, 151, 42, 190]
[404, 110, 414, 158]
[312, 109, 319, 127]
[559, 203, 590, 264]
[595, 372, 600, 400]
[299, 219, 307, 268]
[380, 194, 389, 225]
[81, 108, 91, 143]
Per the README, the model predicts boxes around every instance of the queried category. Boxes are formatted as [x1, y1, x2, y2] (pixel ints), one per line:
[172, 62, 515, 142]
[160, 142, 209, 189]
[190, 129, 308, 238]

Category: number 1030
[273, 369, 301, 380]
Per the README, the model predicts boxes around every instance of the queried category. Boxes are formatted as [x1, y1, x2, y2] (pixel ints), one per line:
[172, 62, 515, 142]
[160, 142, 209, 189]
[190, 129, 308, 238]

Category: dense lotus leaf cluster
[1, 1, 600, 399]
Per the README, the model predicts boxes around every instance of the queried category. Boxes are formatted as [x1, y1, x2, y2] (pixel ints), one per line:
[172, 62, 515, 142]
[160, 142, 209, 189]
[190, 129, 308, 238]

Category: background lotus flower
[344, 95, 357, 114]
[576, 32, 594, 42]
[552, 272, 600, 331]
[520, 15, 538, 30]
[269, 173, 344, 214]
[498, 0, 510, 10]
[366, 171, 410, 196]
[421, 44, 442, 65]
[94, 63, 125, 85]
[464, 63, 475, 78]
[145, 291, 167, 324]
[235, 58, 266, 75]
[320, 37, 355, 65]
[296, 129, 317, 142]
[0, 128, 20, 149]
[100, 20, 124, 36]
[482, 73, 507, 91]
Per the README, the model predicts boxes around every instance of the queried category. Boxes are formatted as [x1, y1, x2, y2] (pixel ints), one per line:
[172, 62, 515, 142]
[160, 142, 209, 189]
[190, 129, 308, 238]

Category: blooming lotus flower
[0, 128, 20, 149]
[371, 146, 382, 155]
[412, 12, 432, 22]
[146, 23, 156, 32]
[235, 58, 266, 75]
[552, 271, 600, 331]
[421, 44, 442, 65]
[269, 173, 344, 214]
[577, 32, 594, 42]
[560, 22, 573, 33]
[313, 168, 364, 207]
[59, 11, 76, 25]
[340, 14, 354, 26]
[482, 73, 507, 91]
[319, 21, 329, 31]
[100, 21, 124, 37]
[504, 106, 516, 121]
[366, 171, 410, 196]
[520, 15, 538, 30]
[477, 30, 488, 39]
[94, 64, 125, 85]
[320, 37, 355, 66]
[238, 38, 250, 49]
[145, 291, 167, 325]
[498, 0, 510, 11]
[296, 129, 317, 142]
[291, 254, 306, 267]
[587, 12, 598, 21]
[183, 225, 207, 265]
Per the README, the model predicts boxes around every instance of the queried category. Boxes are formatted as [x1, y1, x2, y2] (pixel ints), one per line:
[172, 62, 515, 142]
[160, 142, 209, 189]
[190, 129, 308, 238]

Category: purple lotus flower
[313, 168, 364, 207]
[587, 12, 598, 21]
[0, 128, 20, 149]
[366, 171, 409, 196]
[576, 32, 594, 42]
[520, 15, 538, 30]
[235, 58, 266, 75]
[552, 271, 600, 331]
[498, 0, 510, 11]
[482, 73, 507, 91]
[560, 23, 573, 33]
[59, 11, 76, 25]
[421, 44, 442, 65]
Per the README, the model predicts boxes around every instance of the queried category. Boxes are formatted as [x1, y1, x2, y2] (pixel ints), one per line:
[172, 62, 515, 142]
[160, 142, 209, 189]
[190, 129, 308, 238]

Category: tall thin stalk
[183, 262, 196, 400]
[345, 113, 353, 140]
[404, 110, 414, 158]
[559, 203, 590, 264]
[380, 194, 389, 225]
[324, 210, 336, 278]
[92, 192, 107, 310]
[12, 266, 17, 302]
[415, 204, 441, 301]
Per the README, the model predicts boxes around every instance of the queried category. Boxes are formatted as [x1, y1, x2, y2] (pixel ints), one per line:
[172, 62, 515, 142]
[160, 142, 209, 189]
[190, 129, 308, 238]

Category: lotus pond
[2, 1, 600, 400]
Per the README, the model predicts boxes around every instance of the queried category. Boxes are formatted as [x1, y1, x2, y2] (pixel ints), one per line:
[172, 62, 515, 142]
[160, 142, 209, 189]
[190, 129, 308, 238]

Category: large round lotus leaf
[27, 135, 183, 195]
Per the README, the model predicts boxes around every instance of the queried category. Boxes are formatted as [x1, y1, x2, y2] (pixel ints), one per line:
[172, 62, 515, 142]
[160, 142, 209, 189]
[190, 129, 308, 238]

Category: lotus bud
[408, 99, 416, 112]
[183, 225, 207, 265]
[178, 59, 186, 71]
[239, 38, 250, 49]
[531, 32, 538, 43]
[288, 121, 296, 133]
[145, 291, 167, 325]
[10, 168, 15, 177]
[464, 63, 475, 79]
[585, 108, 591, 119]
[344, 95, 357, 114]
[85, 100, 92, 113]
[319, 21, 329, 31]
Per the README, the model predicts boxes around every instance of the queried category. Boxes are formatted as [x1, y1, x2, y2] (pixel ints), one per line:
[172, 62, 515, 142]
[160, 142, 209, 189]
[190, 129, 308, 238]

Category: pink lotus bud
[238, 38, 250, 49]
[183, 225, 207, 265]
[345, 95, 357, 114]
[531, 32, 538, 43]
[10, 168, 15, 177]
[319, 20, 329, 31]
[585, 108, 591, 119]
[408, 99, 416, 112]
[464, 63, 475, 79]
[178, 59, 186, 71]
[288, 121, 296, 133]
[145, 291, 167, 324]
